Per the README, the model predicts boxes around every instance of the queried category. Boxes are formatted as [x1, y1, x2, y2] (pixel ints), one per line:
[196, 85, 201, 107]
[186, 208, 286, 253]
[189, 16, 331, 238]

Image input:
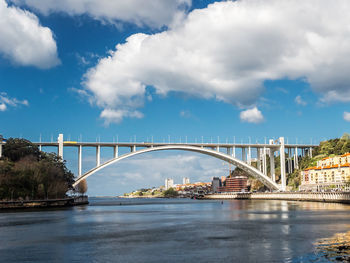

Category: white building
[165, 178, 174, 190]
[183, 177, 190, 184]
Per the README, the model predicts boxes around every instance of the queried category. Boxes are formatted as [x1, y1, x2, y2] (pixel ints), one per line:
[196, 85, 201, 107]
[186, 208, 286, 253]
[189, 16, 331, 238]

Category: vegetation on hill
[235, 134, 350, 191]
[123, 187, 163, 197]
[0, 138, 75, 200]
[163, 187, 178, 198]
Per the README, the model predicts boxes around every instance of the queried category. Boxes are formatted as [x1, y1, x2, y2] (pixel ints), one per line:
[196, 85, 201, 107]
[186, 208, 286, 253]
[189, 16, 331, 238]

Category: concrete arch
[73, 145, 280, 190]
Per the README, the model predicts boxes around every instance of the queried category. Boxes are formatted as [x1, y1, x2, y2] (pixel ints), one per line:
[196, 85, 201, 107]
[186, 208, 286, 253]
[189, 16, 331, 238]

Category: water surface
[1, 198, 350, 262]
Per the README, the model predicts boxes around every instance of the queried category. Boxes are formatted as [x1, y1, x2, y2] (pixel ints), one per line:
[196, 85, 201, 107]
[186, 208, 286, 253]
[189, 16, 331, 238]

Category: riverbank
[0, 196, 89, 209]
[204, 192, 350, 203]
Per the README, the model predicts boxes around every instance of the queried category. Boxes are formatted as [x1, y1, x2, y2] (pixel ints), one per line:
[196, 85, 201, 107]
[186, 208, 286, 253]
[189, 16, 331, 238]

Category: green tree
[2, 138, 40, 162]
[0, 138, 74, 200]
[163, 188, 178, 198]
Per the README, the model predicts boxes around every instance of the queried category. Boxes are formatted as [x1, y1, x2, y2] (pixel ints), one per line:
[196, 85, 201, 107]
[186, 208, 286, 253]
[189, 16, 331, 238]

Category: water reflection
[315, 230, 350, 261]
[1, 198, 350, 263]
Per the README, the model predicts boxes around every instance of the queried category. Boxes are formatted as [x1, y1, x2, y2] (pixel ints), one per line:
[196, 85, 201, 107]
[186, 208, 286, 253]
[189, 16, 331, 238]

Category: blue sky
[1, 0, 350, 195]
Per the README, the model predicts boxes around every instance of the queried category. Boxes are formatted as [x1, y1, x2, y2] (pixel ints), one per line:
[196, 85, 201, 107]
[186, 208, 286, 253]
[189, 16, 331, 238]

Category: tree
[76, 179, 88, 195]
[0, 138, 75, 200]
[163, 188, 178, 198]
[2, 138, 40, 162]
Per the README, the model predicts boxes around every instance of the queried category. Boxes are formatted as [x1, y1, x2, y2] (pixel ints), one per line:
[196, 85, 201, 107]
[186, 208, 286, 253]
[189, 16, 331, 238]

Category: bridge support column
[114, 145, 119, 158]
[232, 146, 236, 158]
[309, 147, 313, 158]
[242, 148, 246, 162]
[269, 140, 275, 182]
[257, 148, 261, 171]
[279, 137, 286, 191]
[58, 134, 63, 160]
[96, 145, 100, 167]
[0, 143, 2, 158]
[294, 147, 299, 169]
[132, 145, 136, 152]
[263, 147, 267, 176]
[248, 146, 251, 165]
[78, 145, 82, 177]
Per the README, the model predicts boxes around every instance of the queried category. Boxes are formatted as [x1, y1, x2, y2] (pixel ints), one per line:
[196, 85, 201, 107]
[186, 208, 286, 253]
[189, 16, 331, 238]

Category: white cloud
[343, 112, 350, 122]
[0, 92, 29, 111]
[0, 0, 59, 68]
[11, 0, 191, 29]
[240, 107, 264, 124]
[82, 0, 350, 123]
[0, 103, 6, 111]
[100, 108, 144, 124]
[295, 95, 307, 106]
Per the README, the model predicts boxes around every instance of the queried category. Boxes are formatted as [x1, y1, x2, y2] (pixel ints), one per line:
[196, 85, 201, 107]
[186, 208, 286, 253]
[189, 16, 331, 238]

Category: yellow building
[300, 153, 350, 191]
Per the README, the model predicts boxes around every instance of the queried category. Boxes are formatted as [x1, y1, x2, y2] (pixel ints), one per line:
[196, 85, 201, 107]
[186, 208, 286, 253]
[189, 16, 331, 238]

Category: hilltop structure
[300, 153, 350, 191]
[183, 177, 190, 184]
[165, 178, 174, 190]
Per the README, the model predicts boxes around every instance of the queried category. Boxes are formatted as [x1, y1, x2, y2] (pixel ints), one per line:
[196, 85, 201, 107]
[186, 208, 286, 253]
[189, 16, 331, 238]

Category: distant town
[123, 134, 350, 199]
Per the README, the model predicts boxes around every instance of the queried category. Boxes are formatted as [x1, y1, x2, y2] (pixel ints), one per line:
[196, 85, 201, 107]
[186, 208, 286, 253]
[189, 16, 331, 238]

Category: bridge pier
[114, 145, 119, 158]
[58, 134, 64, 160]
[96, 145, 101, 166]
[0, 144, 2, 158]
[257, 148, 261, 171]
[294, 147, 299, 169]
[248, 146, 251, 165]
[78, 145, 82, 176]
[269, 140, 275, 182]
[242, 148, 246, 162]
[262, 147, 267, 176]
[279, 137, 286, 191]
[232, 146, 236, 158]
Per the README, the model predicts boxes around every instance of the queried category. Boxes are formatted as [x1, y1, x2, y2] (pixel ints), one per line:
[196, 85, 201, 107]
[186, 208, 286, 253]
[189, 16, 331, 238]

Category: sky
[1, 0, 350, 196]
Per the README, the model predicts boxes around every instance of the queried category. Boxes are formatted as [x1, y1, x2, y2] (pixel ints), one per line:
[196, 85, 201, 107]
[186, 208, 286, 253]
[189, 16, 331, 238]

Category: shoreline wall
[204, 192, 350, 203]
[0, 196, 89, 209]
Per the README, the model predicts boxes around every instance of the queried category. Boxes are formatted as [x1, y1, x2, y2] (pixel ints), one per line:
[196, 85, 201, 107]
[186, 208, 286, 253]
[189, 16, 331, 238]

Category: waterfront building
[165, 178, 174, 190]
[218, 176, 248, 192]
[183, 177, 190, 184]
[211, 177, 222, 193]
[300, 153, 350, 191]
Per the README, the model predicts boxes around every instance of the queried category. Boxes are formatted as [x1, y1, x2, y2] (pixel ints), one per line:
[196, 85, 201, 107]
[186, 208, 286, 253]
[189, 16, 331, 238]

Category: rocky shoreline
[0, 196, 89, 210]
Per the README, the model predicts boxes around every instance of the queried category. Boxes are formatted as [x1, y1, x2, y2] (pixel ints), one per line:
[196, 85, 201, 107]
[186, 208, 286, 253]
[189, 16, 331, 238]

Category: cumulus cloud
[0, 103, 6, 111]
[0, 0, 59, 68]
[82, 0, 350, 123]
[11, 0, 191, 28]
[343, 112, 350, 122]
[295, 95, 307, 106]
[239, 107, 264, 124]
[100, 108, 143, 124]
[0, 92, 29, 111]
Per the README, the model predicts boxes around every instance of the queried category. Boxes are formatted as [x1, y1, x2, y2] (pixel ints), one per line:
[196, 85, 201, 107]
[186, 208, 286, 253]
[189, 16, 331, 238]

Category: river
[1, 198, 350, 262]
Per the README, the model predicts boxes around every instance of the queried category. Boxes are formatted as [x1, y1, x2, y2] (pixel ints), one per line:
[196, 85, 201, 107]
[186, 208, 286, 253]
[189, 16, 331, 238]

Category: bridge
[0, 134, 317, 191]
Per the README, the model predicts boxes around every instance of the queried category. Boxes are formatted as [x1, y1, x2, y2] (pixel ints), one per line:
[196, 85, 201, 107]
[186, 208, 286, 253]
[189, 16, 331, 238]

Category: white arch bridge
[0, 134, 317, 191]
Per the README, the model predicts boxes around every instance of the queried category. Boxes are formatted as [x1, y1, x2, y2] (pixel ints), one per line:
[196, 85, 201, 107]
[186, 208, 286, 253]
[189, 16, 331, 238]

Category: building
[218, 176, 248, 192]
[300, 153, 350, 191]
[211, 177, 222, 193]
[183, 177, 190, 184]
[165, 178, 174, 190]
